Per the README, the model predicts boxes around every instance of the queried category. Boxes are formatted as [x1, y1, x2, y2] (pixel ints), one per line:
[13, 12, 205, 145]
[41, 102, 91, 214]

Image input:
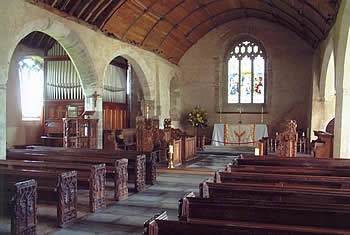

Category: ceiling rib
[84, 0, 105, 22]
[99, 0, 127, 29]
[140, 0, 186, 46]
[159, 0, 218, 47]
[77, 0, 94, 19]
[91, 0, 113, 23]
[68, 0, 81, 15]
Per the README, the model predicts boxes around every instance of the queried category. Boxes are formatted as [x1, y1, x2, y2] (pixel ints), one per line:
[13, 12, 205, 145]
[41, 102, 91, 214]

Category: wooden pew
[235, 154, 350, 169]
[10, 179, 37, 235]
[0, 160, 108, 212]
[144, 209, 349, 235]
[199, 180, 350, 205]
[215, 170, 350, 189]
[13, 146, 156, 186]
[0, 169, 77, 227]
[179, 196, 350, 232]
[7, 150, 144, 192]
[226, 164, 350, 177]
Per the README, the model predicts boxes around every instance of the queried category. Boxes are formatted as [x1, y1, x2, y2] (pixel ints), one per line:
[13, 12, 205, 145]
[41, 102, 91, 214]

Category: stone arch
[319, 38, 336, 101]
[105, 48, 152, 101]
[103, 49, 152, 127]
[8, 18, 98, 96]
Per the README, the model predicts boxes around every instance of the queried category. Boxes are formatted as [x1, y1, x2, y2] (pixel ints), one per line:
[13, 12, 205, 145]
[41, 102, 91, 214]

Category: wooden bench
[226, 163, 350, 177]
[215, 170, 350, 189]
[13, 146, 156, 186]
[144, 208, 350, 235]
[7, 150, 144, 193]
[179, 195, 350, 232]
[0, 160, 108, 212]
[235, 154, 350, 168]
[0, 168, 77, 227]
[199, 179, 350, 205]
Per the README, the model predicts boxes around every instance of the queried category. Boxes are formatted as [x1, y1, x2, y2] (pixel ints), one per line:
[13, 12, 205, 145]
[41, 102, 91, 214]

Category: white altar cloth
[211, 123, 268, 146]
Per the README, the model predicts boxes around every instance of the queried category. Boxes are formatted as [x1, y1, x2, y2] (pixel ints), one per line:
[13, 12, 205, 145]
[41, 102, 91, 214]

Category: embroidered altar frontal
[224, 124, 256, 146]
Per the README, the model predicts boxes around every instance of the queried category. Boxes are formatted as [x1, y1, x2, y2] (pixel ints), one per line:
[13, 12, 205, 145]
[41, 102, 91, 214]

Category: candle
[169, 145, 174, 153]
[146, 104, 150, 119]
[84, 124, 88, 136]
[254, 147, 260, 156]
[302, 132, 305, 137]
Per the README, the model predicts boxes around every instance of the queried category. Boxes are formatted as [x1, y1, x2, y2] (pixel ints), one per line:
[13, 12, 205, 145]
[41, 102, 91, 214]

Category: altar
[211, 123, 268, 146]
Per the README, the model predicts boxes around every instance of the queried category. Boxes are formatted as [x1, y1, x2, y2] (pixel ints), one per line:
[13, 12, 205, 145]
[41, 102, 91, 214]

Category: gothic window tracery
[227, 38, 266, 105]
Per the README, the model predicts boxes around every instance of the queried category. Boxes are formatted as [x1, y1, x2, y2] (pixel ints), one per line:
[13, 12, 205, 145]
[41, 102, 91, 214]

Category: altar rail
[263, 136, 311, 154]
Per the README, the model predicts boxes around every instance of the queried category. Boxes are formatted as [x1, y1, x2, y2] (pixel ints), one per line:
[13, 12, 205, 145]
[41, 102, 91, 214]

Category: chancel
[1, 0, 350, 234]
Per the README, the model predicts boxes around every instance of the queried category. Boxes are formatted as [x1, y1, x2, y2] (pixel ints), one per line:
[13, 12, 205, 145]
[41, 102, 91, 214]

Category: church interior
[1, 0, 350, 234]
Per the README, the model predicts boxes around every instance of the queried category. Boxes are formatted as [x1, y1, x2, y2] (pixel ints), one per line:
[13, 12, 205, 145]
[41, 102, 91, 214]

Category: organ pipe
[45, 42, 83, 100]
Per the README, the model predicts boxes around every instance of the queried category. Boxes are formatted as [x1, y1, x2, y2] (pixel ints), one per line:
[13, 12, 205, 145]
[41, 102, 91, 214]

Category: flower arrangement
[187, 106, 208, 128]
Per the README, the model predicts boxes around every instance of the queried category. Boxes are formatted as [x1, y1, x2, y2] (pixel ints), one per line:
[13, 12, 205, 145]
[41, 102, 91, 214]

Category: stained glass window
[227, 38, 266, 104]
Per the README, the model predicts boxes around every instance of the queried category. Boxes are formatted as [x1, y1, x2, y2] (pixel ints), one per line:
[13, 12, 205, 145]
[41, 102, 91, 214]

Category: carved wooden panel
[276, 120, 298, 157]
[184, 137, 196, 161]
[114, 158, 128, 201]
[172, 139, 182, 166]
[103, 102, 128, 130]
[89, 164, 106, 212]
[146, 152, 157, 185]
[136, 118, 155, 152]
[134, 155, 146, 192]
[57, 170, 78, 227]
[11, 179, 37, 235]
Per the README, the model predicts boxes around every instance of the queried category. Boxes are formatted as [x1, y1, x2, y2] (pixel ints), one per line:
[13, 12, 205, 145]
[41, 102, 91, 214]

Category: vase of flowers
[187, 106, 208, 129]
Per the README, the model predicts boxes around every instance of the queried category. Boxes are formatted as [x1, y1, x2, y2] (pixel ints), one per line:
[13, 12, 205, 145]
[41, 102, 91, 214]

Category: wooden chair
[311, 118, 334, 158]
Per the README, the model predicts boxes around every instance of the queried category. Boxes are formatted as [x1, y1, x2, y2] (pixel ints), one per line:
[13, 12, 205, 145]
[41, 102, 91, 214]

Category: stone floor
[0, 152, 238, 235]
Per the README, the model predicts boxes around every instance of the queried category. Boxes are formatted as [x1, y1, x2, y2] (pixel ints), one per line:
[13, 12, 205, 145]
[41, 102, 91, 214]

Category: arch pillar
[333, 1, 350, 158]
[0, 83, 6, 159]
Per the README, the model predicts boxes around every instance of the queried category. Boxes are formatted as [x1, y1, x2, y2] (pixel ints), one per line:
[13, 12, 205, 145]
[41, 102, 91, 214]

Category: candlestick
[168, 152, 175, 168]
[261, 105, 264, 123]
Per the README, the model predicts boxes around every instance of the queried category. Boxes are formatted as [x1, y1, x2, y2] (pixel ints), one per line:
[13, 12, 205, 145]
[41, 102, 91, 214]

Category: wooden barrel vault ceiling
[27, 0, 341, 64]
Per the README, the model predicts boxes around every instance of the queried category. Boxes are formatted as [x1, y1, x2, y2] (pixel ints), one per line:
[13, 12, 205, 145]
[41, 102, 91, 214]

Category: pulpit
[63, 117, 98, 149]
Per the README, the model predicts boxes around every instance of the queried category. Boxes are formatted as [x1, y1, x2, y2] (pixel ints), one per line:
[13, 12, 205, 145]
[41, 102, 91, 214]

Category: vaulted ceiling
[27, 0, 341, 64]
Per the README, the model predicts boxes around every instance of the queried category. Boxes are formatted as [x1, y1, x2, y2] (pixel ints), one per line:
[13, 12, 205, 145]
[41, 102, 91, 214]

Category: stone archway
[103, 50, 152, 128]
[2, 19, 100, 156]
[320, 39, 336, 102]
[8, 19, 99, 96]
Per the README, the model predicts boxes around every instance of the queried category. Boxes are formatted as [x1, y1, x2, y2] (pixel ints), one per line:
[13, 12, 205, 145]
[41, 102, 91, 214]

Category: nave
[0, 153, 233, 235]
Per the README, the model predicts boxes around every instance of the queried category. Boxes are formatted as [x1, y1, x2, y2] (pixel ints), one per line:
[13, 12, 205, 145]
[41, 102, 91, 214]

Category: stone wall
[178, 18, 314, 137]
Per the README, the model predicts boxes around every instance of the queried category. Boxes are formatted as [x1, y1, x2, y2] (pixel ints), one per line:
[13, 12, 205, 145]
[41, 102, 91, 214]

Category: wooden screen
[103, 102, 128, 130]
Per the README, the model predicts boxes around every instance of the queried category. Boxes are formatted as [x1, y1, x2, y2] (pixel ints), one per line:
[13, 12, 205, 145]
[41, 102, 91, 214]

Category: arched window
[18, 57, 44, 120]
[227, 37, 266, 105]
